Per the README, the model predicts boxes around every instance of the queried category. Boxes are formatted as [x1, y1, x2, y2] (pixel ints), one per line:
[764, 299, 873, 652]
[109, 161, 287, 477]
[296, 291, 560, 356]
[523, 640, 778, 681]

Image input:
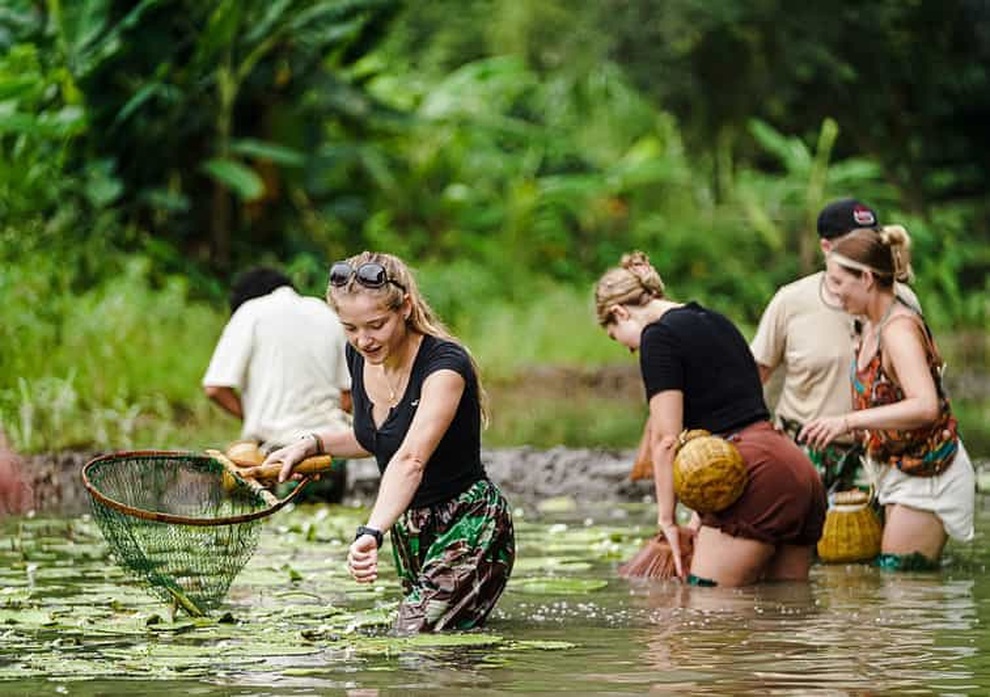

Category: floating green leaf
[512, 577, 608, 595]
[537, 496, 578, 513]
[503, 639, 577, 651]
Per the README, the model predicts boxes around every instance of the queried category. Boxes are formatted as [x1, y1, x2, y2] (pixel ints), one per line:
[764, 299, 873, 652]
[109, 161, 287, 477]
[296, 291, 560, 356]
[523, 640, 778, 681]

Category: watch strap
[355, 525, 383, 548]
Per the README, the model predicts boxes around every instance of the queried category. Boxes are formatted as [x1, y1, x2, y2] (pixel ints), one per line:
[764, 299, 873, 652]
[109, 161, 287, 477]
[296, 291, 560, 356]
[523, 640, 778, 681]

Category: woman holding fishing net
[594, 251, 826, 587]
[263, 252, 515, 633]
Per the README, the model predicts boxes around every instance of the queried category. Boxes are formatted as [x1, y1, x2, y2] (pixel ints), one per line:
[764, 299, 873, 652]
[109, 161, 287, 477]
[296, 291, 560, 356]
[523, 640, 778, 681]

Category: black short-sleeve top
[640, 302, 769, 434]
[348, 334, 485, 508]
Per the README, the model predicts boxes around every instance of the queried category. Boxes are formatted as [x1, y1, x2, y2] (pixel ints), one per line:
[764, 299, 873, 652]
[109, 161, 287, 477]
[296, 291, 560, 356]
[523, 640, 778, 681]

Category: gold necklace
[382, 367, 404, 405]
[380, 336, 420, 406]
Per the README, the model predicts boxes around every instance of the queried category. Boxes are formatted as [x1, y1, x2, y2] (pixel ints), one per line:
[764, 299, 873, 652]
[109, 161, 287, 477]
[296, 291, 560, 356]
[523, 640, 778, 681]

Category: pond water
[2, 495, 990, 696]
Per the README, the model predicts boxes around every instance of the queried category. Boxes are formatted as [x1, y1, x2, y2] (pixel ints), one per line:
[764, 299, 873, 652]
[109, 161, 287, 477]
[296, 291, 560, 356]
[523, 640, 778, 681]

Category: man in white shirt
[203, 267, 351, 499]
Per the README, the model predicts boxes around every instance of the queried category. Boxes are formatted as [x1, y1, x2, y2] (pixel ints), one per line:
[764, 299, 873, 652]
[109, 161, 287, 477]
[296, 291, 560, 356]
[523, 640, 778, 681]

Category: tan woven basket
[673, 429, 748, 513]
[817, 489, 882, 563]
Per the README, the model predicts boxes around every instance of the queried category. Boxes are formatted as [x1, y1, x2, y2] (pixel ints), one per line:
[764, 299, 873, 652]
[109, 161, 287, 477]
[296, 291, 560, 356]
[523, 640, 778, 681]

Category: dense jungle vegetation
[2, 0, 989, 453]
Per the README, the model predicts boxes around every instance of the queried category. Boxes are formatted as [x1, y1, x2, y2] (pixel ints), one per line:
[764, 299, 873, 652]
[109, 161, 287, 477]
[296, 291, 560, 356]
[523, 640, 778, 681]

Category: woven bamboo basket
[817, 489, 882, 563]
[672, 429, 748, 514]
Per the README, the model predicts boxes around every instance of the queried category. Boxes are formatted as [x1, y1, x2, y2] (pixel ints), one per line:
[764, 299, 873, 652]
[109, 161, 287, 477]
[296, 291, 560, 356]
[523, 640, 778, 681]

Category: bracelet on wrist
[307, 432, 324, 455]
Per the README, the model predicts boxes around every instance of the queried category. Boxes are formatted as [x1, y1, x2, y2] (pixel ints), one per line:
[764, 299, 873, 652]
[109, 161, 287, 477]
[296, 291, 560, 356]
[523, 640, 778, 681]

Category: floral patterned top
[851, 307, 958, 477]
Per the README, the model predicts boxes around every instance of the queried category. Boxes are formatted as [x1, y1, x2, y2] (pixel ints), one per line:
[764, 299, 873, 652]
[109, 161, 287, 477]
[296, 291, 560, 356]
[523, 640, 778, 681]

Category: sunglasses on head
[328, 261, 406, 292]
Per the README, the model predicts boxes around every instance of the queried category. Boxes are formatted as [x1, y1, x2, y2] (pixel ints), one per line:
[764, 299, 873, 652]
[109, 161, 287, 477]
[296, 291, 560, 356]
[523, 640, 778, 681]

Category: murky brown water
[2, 493, 989, 695]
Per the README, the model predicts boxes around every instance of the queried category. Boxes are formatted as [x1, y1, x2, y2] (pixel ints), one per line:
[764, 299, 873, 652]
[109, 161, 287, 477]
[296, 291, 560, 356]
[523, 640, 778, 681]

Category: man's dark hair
[229, 267, 294, 313]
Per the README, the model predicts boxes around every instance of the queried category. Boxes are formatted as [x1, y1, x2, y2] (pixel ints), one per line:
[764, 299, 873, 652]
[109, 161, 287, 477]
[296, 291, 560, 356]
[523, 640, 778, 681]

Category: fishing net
[82, 450, 298, 616]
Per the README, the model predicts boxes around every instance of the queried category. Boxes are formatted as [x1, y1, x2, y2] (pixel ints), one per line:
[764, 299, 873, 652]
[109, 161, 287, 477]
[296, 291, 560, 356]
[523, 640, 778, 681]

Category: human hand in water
[659, 521, 688, 580]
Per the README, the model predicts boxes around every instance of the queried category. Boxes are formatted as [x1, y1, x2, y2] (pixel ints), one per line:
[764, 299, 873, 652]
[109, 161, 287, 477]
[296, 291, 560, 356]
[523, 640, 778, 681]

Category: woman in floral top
[800, 227, 975, 569]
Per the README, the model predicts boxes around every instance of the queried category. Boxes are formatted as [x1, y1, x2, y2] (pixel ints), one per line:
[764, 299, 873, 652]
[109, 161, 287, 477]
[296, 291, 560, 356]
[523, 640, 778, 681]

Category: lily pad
[512, 557, 594, 573]
[512, 577, 608, 595]
[503, 639, 577, 651]
[536, 496, 578, 514]
[349, 631, 504, 655]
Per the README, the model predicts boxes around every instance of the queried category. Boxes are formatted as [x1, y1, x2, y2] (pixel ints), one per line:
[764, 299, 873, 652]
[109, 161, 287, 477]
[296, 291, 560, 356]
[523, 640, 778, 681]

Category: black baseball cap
[816, 198, 879, 239]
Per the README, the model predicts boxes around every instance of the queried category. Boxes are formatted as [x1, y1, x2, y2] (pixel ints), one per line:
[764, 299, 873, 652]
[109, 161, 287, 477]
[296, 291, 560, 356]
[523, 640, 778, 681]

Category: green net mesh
[82, 451, 276, 616]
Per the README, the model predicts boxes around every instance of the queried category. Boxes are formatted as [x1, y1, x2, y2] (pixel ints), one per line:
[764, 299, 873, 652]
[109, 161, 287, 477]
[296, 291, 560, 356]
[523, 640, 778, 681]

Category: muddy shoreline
[14, 447, 654, 517]
[6, 358, 990, 517]
[12, 444, 988, 518]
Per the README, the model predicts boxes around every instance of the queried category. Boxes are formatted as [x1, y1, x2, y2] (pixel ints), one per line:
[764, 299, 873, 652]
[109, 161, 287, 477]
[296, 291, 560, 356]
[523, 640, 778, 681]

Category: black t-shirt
[640, 302, 769, 434]
[348, 335, 485, 508]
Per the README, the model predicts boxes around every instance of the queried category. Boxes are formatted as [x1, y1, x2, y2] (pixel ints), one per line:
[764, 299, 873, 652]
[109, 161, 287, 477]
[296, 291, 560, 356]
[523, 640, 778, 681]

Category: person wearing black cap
[750, 199, 920, 493]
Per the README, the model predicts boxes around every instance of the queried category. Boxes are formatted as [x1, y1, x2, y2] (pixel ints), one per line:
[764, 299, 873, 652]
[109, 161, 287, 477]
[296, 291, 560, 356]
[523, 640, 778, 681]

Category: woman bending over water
[595, 251, 826, 587]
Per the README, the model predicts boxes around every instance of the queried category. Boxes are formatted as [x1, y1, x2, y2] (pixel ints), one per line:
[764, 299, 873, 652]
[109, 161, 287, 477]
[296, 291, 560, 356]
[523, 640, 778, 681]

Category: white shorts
[866, 441, 976, 542]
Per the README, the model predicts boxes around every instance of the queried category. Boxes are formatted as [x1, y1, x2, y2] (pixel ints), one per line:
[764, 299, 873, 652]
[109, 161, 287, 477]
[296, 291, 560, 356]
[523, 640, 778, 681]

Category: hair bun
[621, 250, 652, 271]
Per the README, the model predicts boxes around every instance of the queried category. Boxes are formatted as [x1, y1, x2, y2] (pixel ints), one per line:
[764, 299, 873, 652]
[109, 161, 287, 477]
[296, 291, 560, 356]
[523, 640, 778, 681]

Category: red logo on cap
[853, 206, 876, 226]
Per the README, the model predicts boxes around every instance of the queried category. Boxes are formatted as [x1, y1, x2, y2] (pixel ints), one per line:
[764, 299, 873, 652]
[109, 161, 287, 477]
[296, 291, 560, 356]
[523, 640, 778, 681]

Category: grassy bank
[1, 258, 988, 456]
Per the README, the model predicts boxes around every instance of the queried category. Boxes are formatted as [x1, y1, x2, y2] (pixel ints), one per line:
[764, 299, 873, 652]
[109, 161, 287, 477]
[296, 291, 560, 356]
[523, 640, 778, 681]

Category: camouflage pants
[779, 417, 865, 492]
[390, 478, 515, 633]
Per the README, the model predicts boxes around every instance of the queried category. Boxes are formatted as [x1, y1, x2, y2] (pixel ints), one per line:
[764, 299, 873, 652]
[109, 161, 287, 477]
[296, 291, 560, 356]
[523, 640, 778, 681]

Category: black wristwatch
[355, 525, 384, 548]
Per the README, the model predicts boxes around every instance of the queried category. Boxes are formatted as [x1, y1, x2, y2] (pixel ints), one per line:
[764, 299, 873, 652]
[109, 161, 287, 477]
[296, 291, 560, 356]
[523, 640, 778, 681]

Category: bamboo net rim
[82, 449, 308, 527]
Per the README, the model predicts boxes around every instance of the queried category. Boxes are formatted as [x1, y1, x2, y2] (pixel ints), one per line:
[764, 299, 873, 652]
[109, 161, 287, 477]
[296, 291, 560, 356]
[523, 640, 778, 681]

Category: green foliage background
[1, 0, 988, 453]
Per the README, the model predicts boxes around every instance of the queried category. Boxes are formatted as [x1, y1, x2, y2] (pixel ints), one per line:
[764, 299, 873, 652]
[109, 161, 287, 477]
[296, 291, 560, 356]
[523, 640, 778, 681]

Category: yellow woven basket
[817, 489, 882, 563]
[673, 429, 748, 514]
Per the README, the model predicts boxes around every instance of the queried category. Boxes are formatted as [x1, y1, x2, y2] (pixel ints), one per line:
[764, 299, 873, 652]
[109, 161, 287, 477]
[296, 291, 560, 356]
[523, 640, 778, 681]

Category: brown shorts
[700, 421, 826, 546]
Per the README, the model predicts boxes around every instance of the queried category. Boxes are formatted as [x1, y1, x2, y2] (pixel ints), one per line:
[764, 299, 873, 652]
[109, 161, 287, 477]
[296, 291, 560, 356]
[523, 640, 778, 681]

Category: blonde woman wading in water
[264, 252, 515, 632]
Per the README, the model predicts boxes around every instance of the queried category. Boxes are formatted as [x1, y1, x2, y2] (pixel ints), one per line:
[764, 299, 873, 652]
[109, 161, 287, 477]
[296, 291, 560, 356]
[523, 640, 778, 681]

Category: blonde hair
[326, 251, 489, 423]
[830, 226, 914, 287]
[594, 250, 666, 325]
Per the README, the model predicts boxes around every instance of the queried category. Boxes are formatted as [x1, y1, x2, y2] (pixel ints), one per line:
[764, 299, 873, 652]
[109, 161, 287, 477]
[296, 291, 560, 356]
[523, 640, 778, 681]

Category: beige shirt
[751, 272, 855, 428]
[203, 286, 351, 446]
[751, 271, 921, 430]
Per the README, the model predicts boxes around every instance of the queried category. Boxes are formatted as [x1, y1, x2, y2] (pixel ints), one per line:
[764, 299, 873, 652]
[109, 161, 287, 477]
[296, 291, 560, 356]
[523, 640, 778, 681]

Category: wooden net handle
[236, 455, 335, 481]
[207, 449, 280, 507]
